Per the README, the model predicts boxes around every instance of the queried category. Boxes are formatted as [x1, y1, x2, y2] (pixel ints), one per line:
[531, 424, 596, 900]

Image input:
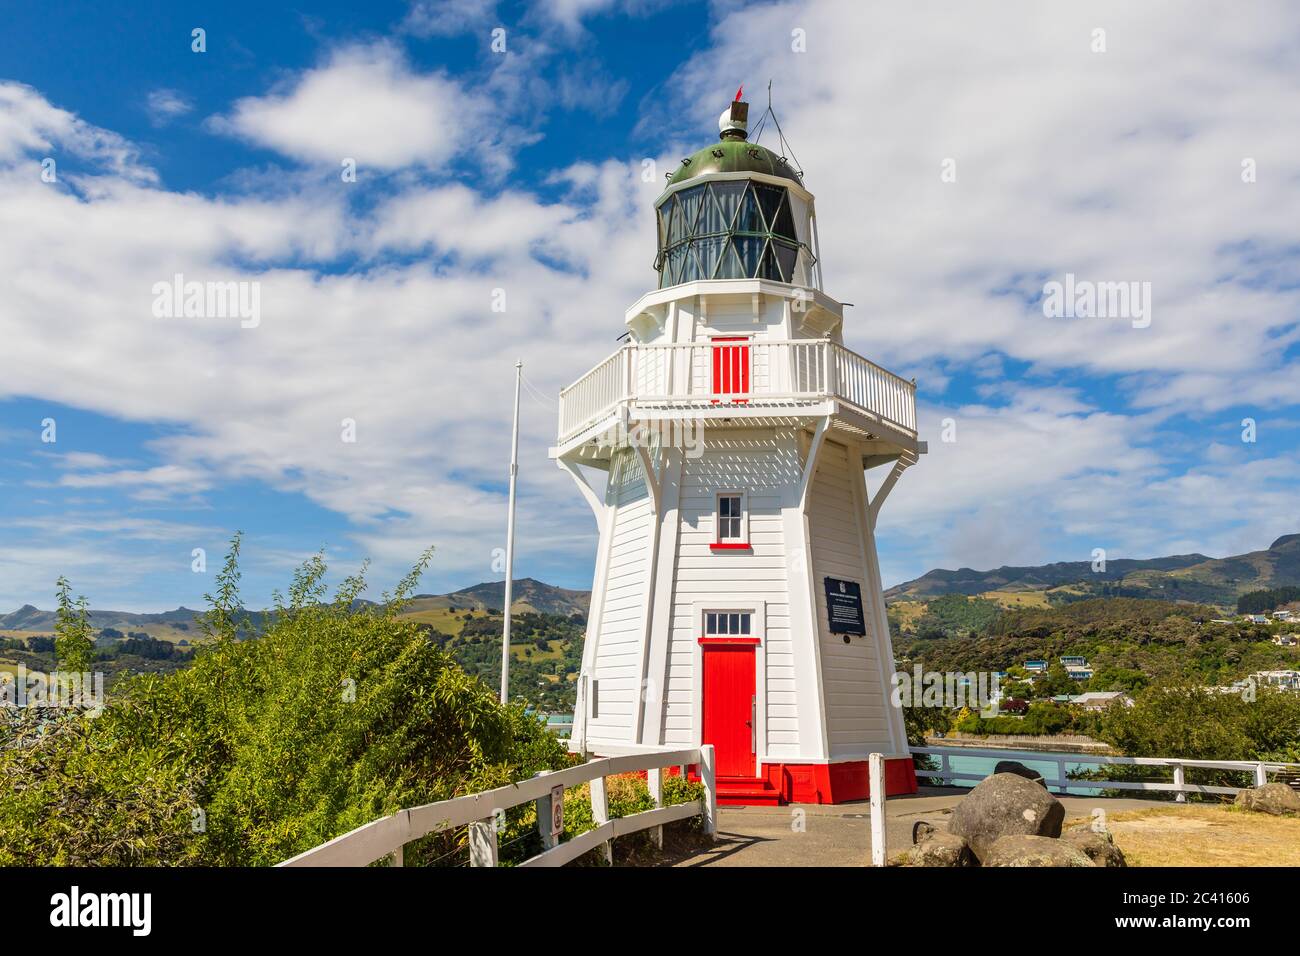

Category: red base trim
[759, 758, 918, 805]
[676, 758, 918, 805]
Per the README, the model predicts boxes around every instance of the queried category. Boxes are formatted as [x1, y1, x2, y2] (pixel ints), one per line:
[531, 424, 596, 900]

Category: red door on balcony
[701, 643, 757, 778]
[711, 336, 750, 403]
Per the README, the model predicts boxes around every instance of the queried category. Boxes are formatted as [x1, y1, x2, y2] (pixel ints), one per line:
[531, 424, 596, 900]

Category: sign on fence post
[535, 771, 563, 853]
[550, 784, 564, 837]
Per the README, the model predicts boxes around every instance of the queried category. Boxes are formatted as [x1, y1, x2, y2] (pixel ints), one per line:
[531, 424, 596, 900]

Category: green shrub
[0, 537, 567, 866]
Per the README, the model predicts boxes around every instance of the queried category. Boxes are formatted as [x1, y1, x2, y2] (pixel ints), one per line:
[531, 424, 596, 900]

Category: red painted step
[716, 776, 783, 807]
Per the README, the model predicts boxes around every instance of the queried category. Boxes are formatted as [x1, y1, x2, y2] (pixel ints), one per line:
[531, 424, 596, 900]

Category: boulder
[1061, 828, 1127, 867]
[1234, 782, 1300, 815]
[983, 834, 1095, 867]
[994, 760, 1046, 788]
[948, 772, 1065, 862]
[903, 829, 975, 867]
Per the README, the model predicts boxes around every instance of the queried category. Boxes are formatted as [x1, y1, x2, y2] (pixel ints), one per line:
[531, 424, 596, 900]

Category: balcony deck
[553, 339, 918, 458]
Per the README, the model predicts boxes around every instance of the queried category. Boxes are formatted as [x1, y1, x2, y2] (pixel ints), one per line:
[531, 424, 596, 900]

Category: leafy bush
[0, 536, 567, 866]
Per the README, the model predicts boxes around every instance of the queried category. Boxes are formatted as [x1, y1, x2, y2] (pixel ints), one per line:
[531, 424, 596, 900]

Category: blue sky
[2, 0, 1299, 612]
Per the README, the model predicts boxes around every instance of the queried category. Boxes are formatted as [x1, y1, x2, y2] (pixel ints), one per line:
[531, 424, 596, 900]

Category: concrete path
[669, 787, 1171, 867]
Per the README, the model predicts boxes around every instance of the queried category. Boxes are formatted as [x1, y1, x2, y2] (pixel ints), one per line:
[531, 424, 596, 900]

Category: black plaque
[824, 577, 866, 635]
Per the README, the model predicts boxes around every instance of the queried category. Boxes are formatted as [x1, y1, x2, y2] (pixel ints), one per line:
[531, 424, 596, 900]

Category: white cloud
[0, 82, 155, 183]
[145, 88, 193, 126]
[658, 0, 1300, 412]
[404, 0, 498, 37]
[212, 43, 495, 171]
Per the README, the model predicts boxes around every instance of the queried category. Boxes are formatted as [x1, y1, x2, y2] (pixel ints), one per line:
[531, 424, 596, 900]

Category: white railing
[911, 745, 1300, 802]
[556, 339, 916, 445]
[278, 745, 716, 868]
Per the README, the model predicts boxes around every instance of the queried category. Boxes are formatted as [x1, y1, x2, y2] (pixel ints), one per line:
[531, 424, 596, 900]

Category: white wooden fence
[912, 745, 1300, 802]
[278, 745, 716, 868]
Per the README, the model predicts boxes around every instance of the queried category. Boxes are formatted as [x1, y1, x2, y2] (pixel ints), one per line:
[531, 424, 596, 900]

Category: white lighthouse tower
[552, 99, 923, 804]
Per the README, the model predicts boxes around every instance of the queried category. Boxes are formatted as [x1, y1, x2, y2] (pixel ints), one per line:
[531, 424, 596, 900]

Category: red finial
[734, 84, 743, 102]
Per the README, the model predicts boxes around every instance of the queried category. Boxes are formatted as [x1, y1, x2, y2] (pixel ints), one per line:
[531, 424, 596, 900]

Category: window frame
[711, 489, 750, 551]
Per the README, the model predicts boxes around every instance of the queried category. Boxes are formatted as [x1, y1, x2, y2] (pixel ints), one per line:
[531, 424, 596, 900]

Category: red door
[701, 644, 756, 778]
[711, 337, 750, 403]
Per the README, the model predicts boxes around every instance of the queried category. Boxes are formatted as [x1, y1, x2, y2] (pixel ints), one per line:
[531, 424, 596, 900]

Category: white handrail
[555, 340, 917, 445]
[910, 745, 1300, 799]
[278, 744, 717, 868]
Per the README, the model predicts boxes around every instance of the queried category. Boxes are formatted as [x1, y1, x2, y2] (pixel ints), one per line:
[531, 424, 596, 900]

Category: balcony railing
[557, 339, 917, 446]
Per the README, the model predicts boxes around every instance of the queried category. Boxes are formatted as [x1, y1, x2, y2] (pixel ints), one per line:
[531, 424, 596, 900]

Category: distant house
[1024, 660, 1048, 673]
[1273, 610, 1294, 622]
[1059, 655, 1088, 667]
[1247, 614, 1269, 625]
[1252, 670, 1300, 691]
[1066, 666, 1094, 681]
[1273, 634, 1297, 647]
[1071, 691, 1131, 711]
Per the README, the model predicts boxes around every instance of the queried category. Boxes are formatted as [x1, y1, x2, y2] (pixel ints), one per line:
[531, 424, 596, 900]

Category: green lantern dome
[653, 98, 815, 288]
[666, 138, 803, 187]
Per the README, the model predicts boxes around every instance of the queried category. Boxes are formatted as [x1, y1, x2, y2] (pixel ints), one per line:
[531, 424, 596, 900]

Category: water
[926, 753, 1105, 796]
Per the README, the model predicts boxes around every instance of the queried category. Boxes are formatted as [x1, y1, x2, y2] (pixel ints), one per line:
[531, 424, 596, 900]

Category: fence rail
[557, 339, 916, 444]
[278, 745, 716, 868]
[911, 745, 1300, 801]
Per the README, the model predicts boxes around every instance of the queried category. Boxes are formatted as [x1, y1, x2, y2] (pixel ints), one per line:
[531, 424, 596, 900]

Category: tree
[1036, 662, 1080, 698]
[53, 577, 95, 673]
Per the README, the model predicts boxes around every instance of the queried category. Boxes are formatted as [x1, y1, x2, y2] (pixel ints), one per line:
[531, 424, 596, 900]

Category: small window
[717, 493, 744, 542]
[705, 611, 753, 637]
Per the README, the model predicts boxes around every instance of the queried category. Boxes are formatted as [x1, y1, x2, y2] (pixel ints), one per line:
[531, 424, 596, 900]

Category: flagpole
[500, 360, 522, 705]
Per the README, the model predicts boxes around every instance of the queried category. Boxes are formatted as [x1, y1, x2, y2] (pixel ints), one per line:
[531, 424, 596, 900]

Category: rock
[1061, 828, 1127, 867]
[912, 820, 937, 844]
[903, 829, 974, 867]
[1235, 782, 1300, 815]
[948, 772, 1065, 862]
[983, 834, 1095, 867]
[994, 760, 1046, 788]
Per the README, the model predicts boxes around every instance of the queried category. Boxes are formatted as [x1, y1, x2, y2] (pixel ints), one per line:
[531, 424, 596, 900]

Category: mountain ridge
[0, 578, 588, 635]
[886, 533, 1300, 606]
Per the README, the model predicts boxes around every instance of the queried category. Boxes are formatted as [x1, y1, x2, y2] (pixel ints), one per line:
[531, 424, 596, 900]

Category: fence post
[869, 752, 887, 867]
[1055, 757, 1066, 794]
[469, 818, 499, 867]
[589, 775, 614, 865]
[940, 752, 951, 786]
[390, 844, 404, 867]
[535, 771, 559, 854]
[647, 767, 665, 850]
[1255, 762, 1267, 787]
[699, 744, 718, 840]
[1173, 763, 1186, 803]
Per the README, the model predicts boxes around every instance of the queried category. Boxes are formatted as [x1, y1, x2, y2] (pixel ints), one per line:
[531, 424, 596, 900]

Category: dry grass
[980, 589, 1052, 609]
[1072, 805, 1300, 867]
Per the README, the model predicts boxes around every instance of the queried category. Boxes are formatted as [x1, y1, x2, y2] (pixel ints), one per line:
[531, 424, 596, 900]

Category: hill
[0, 578, 592, 711]
[407, 578, 589, 617]
[894, 595, 1297, 689]
[0, 578, 589, 642]
[886, 533, 1300, 608]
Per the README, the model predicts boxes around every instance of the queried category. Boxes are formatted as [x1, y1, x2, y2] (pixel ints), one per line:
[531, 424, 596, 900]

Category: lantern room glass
[655, 180, 814, 288]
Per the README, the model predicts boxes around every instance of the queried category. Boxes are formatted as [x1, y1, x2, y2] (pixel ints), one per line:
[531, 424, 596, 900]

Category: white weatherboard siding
[587, 449, 651, 746]
[807, 439, 892, 758]
[660, 430, 800, 757]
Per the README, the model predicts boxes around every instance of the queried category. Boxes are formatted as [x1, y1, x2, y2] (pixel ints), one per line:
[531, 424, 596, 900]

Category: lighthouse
[552, 98, 923, 804]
